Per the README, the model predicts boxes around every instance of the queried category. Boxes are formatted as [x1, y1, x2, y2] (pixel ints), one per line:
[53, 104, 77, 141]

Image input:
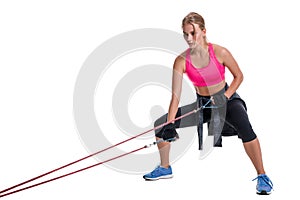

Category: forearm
[167, 96, 179, 123]
[220, 46, 244, 99]
[224, 73, 243, 99]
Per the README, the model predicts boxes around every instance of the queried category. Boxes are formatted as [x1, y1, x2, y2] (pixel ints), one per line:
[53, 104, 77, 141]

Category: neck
[190, 42, 209, 56]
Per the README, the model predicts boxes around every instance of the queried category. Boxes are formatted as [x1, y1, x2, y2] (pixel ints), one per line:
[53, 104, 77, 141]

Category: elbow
[239, 72, 244, 83]
[235, 71, 244, 84]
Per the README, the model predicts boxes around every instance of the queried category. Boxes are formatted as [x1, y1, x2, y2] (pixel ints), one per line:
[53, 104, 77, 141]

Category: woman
[143, 12, 273, 195]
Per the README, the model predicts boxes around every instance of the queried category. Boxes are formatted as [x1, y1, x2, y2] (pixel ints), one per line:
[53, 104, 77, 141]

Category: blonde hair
[182, 12, 207, 42]
[182, 12, 206, 30]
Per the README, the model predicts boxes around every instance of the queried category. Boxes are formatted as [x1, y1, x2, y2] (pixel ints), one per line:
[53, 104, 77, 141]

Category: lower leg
[243, 138, 266, 175]
[157, 137, 171, 168]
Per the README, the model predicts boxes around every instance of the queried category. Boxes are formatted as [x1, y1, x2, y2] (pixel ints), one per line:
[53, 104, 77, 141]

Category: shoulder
[173, 49, 188, 72]
[210, 43, 233, 63]
[176, 50, 187, 63]
[211, 43, 230, 56]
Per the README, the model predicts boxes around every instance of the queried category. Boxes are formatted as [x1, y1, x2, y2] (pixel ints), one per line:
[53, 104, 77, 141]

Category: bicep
[171, 57, 185, 102]
[222, 48, 243, 79]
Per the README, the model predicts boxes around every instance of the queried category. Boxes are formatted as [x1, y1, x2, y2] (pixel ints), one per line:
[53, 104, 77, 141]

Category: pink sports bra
[185, 43, 225, 87]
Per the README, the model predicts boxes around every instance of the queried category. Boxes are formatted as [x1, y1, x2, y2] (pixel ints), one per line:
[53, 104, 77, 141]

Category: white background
[1, 0, 299, 199]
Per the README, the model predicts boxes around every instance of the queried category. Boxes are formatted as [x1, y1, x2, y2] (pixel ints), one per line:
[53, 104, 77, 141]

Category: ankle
[160, 164, 170, 169]
[257, 170, 266, 175]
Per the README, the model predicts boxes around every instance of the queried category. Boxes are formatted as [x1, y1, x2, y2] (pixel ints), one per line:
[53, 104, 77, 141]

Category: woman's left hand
[212, 93, 228, 107]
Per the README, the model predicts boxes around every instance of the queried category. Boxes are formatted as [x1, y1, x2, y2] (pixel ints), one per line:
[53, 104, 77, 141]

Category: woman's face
[182, 23, 206, 48]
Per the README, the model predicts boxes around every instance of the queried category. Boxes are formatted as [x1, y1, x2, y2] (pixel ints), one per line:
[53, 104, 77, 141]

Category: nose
[187, 34, 193, 41]
[184, 33, 193, 43]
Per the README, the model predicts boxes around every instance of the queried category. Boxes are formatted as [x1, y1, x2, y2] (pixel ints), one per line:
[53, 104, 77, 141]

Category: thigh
[226, 99, 249, 125]
[225, 99, 256, 141]
[154, 101, 198, 134]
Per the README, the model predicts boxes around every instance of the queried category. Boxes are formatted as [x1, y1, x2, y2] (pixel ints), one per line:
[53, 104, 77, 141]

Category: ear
[202, 28, 206, 35]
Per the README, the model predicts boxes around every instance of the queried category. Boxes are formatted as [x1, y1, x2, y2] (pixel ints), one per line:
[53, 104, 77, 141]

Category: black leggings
[154, 96, 257, 145]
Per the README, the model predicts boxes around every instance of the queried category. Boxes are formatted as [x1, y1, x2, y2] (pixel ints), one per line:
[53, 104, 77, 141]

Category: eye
[191, 32, 195, 36]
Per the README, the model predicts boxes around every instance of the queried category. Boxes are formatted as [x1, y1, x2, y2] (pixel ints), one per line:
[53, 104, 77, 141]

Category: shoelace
[151, 166, 163, 176]
[252, 175, 273, 190]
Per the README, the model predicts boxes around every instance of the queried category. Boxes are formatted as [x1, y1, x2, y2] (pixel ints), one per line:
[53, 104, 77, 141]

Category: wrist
[167, 120, 175, 124]
[224, 93, 230, 99]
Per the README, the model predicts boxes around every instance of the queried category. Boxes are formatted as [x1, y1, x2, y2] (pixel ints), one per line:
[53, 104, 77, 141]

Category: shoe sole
[143, 174, 173, 181]
[256, 190, 271, 195]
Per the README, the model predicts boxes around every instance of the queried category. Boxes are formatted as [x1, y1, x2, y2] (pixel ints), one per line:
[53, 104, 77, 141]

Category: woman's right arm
[167, 55, 185, 123]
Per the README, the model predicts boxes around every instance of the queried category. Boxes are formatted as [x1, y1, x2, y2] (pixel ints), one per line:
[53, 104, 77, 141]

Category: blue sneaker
[143, 165, 173, 180]
[252, 174, 273, 195]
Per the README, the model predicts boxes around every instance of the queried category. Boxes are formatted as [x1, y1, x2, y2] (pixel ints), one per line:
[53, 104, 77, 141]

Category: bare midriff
[194, 80, 226, 96]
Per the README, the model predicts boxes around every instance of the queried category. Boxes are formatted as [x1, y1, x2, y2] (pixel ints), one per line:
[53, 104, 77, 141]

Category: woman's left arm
[220, 47, 244, 99]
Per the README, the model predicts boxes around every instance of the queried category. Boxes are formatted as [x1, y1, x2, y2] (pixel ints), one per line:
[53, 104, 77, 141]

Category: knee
[240, 131, 257, 143]
[154, 115, 167, 134]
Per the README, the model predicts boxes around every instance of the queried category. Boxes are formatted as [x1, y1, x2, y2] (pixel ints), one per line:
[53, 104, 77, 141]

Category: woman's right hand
[155, 123, 179, 141]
